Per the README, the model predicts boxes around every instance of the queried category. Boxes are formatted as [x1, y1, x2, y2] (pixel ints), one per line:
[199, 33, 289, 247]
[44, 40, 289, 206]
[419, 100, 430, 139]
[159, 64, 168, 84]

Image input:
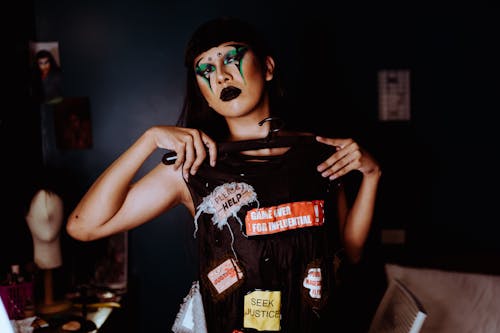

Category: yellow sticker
[243, 290, 281, 331]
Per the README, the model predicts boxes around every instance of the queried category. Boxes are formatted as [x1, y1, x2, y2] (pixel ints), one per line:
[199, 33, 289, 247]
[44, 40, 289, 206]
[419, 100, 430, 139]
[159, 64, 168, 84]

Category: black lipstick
[220, 86, 241, 101]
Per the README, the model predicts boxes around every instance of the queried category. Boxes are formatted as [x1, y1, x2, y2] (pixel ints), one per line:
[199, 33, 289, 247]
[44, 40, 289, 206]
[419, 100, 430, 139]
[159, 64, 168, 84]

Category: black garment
[185, 136, 342, 333]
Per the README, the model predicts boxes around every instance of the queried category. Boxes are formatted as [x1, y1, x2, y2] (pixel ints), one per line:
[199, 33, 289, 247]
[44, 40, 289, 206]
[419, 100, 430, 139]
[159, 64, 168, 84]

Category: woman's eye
[224, 55, 237, 65]
[196, 64, 215, 79]
[224, 46, 248, 66]
[224, 49, 242, 65]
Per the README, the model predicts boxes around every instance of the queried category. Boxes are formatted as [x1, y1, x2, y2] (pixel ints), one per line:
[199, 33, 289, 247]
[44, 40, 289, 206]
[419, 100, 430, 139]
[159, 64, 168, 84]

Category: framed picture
[378, 69, 411, 121]
[91, 232, 128, 292]
[29, 41, 63, 105]
[53, 97, 93, 150]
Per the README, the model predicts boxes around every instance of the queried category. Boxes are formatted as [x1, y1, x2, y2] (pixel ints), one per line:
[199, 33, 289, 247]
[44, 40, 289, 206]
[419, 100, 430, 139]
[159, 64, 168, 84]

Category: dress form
[25, 189, 70, 314]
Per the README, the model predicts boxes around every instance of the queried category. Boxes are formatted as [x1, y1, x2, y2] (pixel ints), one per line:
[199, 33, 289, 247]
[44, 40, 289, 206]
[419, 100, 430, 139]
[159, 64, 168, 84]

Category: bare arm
[66, 126, 217, 241]
[316, 136, 382, 263]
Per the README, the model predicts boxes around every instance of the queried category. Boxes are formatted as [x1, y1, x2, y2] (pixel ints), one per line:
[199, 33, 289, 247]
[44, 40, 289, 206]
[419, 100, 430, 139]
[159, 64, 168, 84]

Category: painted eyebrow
[195, 44, 248, 65]
[227, 43, 246, 49]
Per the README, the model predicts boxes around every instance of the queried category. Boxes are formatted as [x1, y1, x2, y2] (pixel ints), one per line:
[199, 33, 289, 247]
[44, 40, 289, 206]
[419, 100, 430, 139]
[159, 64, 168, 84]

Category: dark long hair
[33, 49, 61, 72]
[176, 17, 285, 141]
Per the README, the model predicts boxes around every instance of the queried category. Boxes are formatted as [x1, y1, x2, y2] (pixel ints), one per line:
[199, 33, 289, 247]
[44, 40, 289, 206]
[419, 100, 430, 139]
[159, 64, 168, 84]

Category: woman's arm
[66, 126, 216, 241]
[340, 171, 381, 263]
[316, 136, 382, 263]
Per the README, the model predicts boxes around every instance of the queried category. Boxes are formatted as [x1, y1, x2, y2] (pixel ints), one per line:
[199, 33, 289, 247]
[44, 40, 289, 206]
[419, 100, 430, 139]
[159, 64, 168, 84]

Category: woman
[67, 17, 381, 332]
[31, 49, 63, 104]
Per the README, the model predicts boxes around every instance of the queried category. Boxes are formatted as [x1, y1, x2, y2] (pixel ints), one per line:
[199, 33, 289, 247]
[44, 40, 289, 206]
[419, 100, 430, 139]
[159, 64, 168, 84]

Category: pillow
[385, 263, 500, 333]
[0, 297, 14, 333]
[368, 278, 426, 333]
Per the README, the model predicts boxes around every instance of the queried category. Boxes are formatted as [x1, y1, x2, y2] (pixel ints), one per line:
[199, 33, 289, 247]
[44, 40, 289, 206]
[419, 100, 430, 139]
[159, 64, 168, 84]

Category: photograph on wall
[29, 41, 63, 105]
[53, 97, 93, 149]
[91, 232, 128, 292]
[378, 69, 411, 121]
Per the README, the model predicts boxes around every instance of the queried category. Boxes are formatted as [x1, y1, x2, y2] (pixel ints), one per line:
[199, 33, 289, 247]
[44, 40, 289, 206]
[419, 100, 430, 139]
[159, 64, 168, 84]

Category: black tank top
[185, 135, 342, 333]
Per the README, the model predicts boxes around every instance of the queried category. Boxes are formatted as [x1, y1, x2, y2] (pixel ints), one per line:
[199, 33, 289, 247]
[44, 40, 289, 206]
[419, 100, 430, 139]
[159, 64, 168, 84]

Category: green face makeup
[224, 44, 248, 77]
[195, 63, 215, 80]
[195, 44, 249, 91]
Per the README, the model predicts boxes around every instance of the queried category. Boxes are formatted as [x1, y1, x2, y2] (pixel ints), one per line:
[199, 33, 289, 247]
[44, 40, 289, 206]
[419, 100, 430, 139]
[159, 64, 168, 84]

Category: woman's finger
[201, 133, 217, 167]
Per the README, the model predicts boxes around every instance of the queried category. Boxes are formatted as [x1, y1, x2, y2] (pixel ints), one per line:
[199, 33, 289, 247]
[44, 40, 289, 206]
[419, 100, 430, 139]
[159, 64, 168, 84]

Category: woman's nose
[216, 67, 231, 84]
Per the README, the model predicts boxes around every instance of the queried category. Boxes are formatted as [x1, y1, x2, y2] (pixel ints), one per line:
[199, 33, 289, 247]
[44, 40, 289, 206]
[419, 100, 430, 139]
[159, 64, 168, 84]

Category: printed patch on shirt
[243, 290, 281, 331]
[302, 259, 329, 310]
[193, 182, 258, 235]
[245, 200, 324, 236]
[206, 257, 244, 300]
[303, 267, 322, 299]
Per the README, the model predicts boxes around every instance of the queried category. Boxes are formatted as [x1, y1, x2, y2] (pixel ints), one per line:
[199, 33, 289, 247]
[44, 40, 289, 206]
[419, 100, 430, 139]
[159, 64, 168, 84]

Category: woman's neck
[226, 116, 271, 141]
[225, 101, 273, 141]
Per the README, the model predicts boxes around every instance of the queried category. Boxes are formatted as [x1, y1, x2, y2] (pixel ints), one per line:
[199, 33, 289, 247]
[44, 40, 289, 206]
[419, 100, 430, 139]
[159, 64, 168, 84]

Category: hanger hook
[258, 117, 284, 142]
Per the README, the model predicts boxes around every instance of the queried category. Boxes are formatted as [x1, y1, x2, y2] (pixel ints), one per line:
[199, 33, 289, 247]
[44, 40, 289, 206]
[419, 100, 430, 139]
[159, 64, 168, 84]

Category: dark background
[4, 1, 498, 332]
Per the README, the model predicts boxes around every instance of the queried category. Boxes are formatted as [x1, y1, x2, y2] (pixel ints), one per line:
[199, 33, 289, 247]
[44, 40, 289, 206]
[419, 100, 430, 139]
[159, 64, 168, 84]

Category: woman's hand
[149, 126, 217, 178]
[316, 136, 381, 181]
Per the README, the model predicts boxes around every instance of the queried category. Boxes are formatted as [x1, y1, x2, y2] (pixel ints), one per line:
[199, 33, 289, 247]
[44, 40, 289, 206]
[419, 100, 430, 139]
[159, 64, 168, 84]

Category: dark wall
[2, 0, 39, 274]
[7, 1, 497, 332]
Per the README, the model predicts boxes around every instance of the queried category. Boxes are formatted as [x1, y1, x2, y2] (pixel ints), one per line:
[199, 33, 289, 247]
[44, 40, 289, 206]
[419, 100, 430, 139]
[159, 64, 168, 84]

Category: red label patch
[245, 200, 324, 236]
[303, 267, 322, 299]
[207, 258, 244, 298]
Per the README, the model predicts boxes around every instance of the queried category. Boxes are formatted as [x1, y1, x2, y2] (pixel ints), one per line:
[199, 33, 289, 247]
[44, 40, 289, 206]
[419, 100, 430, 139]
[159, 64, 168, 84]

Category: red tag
[303, 267, 322, 299]
[245, 200, 324, 236]
[207, 258, 244, 296]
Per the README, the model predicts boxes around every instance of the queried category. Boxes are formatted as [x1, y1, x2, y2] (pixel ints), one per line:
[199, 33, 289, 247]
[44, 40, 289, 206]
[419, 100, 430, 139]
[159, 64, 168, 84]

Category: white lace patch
[193, 182, 258, 259]
[193, 182, 258, 235]
[172, 281, 207, 333]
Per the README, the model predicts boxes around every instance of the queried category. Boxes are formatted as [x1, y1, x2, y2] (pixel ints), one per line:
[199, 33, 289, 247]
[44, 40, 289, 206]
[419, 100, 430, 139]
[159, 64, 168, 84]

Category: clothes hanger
[162, 117, 313, 165]
[218, 117, 315, 154]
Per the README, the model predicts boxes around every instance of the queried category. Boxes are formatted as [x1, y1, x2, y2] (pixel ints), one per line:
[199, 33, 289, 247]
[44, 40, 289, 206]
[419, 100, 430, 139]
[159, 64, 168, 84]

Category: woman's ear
[265, 56, 275, 81]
